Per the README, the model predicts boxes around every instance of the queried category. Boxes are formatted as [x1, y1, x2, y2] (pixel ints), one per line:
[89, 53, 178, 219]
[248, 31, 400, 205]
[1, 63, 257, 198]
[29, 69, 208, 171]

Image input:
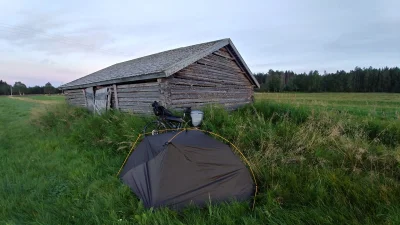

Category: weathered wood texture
[165, 47, 254, 109]
[64, 47, 254, 114]
[114, 82, 161, 113]
[64, 89, 86, 107]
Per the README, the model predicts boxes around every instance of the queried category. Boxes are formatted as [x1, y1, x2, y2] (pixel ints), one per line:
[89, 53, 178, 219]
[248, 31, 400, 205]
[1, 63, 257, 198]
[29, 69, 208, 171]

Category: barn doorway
[85, 87, 111, 114]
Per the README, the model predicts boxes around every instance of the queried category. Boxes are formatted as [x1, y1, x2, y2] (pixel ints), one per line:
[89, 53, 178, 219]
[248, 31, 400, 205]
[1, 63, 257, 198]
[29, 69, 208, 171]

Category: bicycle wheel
[143, 121, 167, 136]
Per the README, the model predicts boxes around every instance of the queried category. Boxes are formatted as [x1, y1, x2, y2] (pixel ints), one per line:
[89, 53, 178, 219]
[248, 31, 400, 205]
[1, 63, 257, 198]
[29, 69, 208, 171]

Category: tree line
[0, 80, 61, 95]
[2, 66, 400, 95]
[254, 67, 400, 92]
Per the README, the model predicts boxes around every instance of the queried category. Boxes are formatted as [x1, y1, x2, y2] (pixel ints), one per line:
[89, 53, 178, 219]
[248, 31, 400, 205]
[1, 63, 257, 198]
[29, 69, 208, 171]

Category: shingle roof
[59, 38, 259, 89]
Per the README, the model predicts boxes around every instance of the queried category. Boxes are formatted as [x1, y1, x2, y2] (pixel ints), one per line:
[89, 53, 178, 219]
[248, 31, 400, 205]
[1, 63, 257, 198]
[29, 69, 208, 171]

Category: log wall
[165, 47, 254, 110]
[114, 82, 161, 114]
[64, 47, 254, 113]
[64, 89, 86, 107]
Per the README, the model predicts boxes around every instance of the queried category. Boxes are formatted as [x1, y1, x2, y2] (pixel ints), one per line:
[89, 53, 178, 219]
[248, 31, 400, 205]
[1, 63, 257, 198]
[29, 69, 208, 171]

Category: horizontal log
[170, 91, 251, 97]
[197, 58, 243, 74]
[117, 92, 160, 98]
[116, 87, 160, 93]
[65, 93, 84, 97]
[118, 104, 154, 109]
[174, 73, 247, 86]
[118, 104, 154, 108]
[118, 101, 153, 106]
[168, 78, 217, 87]
[175, 71, 246, 85]
[117, 89, 160, 94]
[170, 95, 250, 100]
[170, 95, 251, 101]
[168, 83, 252, 90]
[187, 63, 249, 81]
[178, 68, 246, 82]
[217, 47, 231, 55]
[119, 106, 152, 112]
[212, 51, 234, 60]
[65, 89, 84, 94]
[186, 67, 248, 84]
[65, 93, 83, 97]
[117, 82, 159, 89]
[169, 86, 251, 93]
[118, 97, 159, 102]
[65, 94, 85, 98]
[118, 105, 151, 110]
[171, 98, 250, 105]
[205, 53, 241, 69]
[65, 95, 84, 98]
[65, 93, 85, 97]
[169, 101, 251, 108]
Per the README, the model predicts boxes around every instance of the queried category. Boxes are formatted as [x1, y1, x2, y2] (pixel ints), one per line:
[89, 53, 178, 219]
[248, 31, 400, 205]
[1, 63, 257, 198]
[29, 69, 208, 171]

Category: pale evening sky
[0, 0, 399, 87]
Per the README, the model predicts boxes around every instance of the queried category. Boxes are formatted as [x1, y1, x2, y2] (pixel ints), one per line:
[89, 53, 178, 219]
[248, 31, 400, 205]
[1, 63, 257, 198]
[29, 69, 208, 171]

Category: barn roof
[59, 38, 260, 90]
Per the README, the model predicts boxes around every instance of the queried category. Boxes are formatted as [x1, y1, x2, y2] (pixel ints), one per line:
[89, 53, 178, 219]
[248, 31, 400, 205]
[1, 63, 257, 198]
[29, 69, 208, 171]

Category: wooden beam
[107, 88, 111, 111]
[59, 72, 165, 90]
[113, 84, 119, 110]
[82, 89, 87, 108]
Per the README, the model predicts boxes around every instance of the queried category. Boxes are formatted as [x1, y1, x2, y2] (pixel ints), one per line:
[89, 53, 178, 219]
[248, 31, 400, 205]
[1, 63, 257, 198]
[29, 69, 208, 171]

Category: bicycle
[143, 101, 192, 135]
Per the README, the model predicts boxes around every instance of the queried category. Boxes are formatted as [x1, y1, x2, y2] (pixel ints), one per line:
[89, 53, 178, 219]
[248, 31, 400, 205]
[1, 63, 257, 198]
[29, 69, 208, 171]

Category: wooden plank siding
[64, 89, 86, 107]
[64, 46, 255, 113]
[115, 82, 161, 114]
[165, 47, 254, 110]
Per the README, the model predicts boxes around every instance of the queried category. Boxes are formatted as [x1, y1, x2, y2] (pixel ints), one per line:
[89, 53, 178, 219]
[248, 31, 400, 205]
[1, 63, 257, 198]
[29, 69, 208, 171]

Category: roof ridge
[59, 38, 260, 89]
[118, 38, 229, 65]
[59, 39, 229, 88]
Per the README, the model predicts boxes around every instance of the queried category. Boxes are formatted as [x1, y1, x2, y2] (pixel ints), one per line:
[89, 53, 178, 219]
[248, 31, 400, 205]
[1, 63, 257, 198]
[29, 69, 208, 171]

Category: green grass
[19, 95, 66, 101]
[1, 93, 400, 224]
[256, 92, 400, 120]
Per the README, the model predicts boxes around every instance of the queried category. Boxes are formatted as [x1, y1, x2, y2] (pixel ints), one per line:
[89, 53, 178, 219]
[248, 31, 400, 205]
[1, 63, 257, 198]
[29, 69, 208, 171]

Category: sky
[0, 0, 399, 87]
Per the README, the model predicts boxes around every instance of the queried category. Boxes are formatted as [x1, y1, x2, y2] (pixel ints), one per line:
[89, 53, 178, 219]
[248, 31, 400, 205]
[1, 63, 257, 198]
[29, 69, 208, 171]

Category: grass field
[1, 93, 400, 224]
[256, 93, 400, 120]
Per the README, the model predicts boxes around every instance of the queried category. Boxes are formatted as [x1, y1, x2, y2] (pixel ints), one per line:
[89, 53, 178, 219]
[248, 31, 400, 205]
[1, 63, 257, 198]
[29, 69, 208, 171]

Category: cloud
[0, 0, 400, 86]
[0, 11, 124, 56]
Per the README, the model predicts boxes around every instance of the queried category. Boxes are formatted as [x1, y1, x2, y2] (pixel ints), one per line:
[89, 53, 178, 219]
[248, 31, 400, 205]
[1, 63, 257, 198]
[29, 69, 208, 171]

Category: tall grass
[2, 96, 400, 224]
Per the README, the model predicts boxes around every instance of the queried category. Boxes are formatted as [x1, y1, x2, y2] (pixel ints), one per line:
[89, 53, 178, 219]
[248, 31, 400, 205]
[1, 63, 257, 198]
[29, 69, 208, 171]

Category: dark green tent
[119, 129, 255, 209]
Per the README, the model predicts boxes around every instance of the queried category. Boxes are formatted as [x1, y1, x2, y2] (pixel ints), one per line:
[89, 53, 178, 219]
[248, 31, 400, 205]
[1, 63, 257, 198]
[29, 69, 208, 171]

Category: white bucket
[190, 110, 204, 127]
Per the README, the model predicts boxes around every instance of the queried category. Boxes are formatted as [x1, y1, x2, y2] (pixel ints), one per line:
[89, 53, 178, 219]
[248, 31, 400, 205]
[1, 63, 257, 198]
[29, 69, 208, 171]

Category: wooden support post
[113, 84, 119, 110]
[107, 88, 111, 111]
[82, 89, 87, 107]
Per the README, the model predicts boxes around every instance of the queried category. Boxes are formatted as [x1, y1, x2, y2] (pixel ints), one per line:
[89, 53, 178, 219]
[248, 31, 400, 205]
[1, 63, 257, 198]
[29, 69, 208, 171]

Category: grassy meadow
[1, 93, 400, 224]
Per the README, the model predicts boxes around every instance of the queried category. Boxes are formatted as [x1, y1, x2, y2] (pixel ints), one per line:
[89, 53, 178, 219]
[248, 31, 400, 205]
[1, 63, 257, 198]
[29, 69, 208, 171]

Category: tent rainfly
[118, 129, 256, 210]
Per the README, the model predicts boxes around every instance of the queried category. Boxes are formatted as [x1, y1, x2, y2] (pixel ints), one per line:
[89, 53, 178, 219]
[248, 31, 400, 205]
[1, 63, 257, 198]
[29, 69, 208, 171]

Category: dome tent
[118, 129, 256, 210]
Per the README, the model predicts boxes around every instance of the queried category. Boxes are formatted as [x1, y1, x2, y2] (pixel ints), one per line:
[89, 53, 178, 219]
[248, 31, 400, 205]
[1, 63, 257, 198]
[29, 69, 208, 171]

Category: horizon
[3, 65, 400, 88]
[1, 0, 399, 87]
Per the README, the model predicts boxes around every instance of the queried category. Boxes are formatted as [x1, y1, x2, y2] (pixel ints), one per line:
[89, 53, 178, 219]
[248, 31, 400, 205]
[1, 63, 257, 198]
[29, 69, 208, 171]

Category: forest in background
[0, 80, 61, 95]
[2, 67, 400, 95]
[254, 67, 400, 92]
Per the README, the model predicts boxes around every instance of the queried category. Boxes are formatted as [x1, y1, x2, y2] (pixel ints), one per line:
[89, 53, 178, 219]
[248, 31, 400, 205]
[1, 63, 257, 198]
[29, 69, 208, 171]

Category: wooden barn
[59, 38, 260, 114]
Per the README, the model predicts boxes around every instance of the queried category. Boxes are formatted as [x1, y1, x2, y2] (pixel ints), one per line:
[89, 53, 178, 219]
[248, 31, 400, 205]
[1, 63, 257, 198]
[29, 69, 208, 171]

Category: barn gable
[162, 47, 254, 109]
[61, 39, 259, 113]
[59, 39, 259, 90]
